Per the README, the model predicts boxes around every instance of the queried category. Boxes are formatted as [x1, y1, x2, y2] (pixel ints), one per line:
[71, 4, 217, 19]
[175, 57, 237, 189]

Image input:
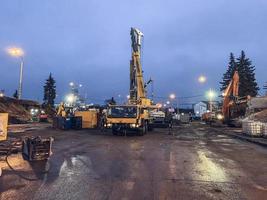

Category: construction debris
[0, 97, 40, 123]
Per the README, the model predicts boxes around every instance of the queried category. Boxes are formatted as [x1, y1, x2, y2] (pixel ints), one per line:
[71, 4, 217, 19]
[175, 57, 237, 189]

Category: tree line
[10, 50, 266, 109]
[220, 50, 260, 97]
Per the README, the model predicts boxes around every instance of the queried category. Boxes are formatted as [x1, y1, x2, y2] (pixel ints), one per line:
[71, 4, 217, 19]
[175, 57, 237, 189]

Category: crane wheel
[112, 126, 118, 135]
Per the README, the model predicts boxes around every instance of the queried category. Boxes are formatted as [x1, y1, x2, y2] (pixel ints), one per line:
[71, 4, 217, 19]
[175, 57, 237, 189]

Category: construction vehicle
[106, 28, 154, 135]
[30, 108, 48, 122]
[221, 71, 248, 126]
[53, 102, 82, 130]
[149, 107, 174, 127]
[54, 102, 99, 130]
[202, 71, 248, 126]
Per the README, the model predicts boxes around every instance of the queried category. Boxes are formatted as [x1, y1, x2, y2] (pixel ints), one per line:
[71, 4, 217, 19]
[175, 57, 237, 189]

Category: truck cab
[106, 105, 150, 135]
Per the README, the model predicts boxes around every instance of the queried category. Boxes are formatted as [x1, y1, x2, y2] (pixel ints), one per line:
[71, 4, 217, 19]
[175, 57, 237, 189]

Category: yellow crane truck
[106, 28, 154, 135]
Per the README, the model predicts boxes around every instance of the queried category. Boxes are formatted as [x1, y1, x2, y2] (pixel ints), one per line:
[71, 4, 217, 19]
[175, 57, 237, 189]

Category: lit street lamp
[66, 94, 76, 106]
[198, 75, 207, 83]
[206, 89, 216, 112]
[7, 47, 24, 99]
[169, 93, 178, 112]
[169, 93, 176, 100]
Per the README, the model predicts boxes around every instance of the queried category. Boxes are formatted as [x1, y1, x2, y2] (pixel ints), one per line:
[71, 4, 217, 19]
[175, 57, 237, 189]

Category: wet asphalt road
[1, 122, 267, 200]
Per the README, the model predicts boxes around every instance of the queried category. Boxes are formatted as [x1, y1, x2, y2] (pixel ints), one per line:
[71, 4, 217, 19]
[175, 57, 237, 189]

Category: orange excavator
[222, 71, 248, 126]
[202, 71, 248, 126]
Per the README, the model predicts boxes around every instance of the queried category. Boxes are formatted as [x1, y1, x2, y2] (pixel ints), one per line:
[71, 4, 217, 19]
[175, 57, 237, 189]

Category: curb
[227, 133, 267, 148]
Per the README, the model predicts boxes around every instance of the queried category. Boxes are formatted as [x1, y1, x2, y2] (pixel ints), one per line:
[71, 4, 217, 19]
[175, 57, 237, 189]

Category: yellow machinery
[75, 110, 98, 129]
[0, 113, 8, 141]
[55, 102, 99, 129]
[106, 28, 154, 135]
[56, 102, 67, 117]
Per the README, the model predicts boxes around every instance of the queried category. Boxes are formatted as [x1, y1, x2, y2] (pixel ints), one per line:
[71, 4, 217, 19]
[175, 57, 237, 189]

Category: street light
[169, 93, 178, 112]
[7, 47, 24, 99]
[198, 75, 207, 83]
[156, 103, 162, 108]
[169, 93, 176, 100]
[66, 94, 76, 105]
[206, 89, 216, 112]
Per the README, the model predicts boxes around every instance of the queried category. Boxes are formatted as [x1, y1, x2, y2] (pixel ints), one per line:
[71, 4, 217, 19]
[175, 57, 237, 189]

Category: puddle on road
[195, 150, 228, 183]
[59, 155, 94, 177]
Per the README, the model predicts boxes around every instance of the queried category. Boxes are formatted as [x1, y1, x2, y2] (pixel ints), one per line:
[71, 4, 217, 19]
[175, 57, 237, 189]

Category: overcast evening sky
[0, 0, 266, 105]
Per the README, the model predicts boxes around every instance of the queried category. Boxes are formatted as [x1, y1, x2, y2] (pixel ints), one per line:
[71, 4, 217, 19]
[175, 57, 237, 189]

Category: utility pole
[18, 57, 24, 99]
[7, 47, 24, 99]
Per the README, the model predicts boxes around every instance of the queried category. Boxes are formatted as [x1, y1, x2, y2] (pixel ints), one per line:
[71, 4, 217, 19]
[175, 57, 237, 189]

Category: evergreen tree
[43, 73, 56, 108]
[220, 53, 236, 91]
[236, 50, 259, 97]
[13, 90, 18, 99]
[105, 97, 116, 105]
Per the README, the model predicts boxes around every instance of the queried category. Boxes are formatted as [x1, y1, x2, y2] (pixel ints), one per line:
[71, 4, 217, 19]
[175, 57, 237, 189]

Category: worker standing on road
[166, 112, 173, 135]
[100, 109, 107, 132]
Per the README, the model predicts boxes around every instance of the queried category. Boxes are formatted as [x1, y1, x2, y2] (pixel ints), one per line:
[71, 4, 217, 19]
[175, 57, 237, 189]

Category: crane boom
[129, 27, 147, 104]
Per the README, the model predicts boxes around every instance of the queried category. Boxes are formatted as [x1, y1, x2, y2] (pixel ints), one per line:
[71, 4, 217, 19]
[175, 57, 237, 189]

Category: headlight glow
[217, 114, 223, 120]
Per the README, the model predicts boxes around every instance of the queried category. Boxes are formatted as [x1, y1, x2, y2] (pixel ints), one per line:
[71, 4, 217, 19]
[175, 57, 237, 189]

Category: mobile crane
[106, 28, 154, 135]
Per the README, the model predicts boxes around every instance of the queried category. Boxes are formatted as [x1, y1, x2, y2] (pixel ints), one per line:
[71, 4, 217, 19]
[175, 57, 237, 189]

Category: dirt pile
[0, 97, 40, 123]
[249, 109, 267, 123]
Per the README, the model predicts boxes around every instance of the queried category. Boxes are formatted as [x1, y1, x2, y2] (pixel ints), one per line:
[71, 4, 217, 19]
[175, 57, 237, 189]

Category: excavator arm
[222, 71, 239, 121]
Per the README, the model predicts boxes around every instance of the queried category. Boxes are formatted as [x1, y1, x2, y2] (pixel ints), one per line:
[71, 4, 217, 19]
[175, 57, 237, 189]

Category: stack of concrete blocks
[242, 120, 264, 137]
[263, 123, 267, 138]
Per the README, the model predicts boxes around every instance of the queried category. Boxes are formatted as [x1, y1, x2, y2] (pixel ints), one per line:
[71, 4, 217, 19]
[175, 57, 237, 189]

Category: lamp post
[169, 93, 179, 113]
[7, 47, 24, 99]
[206, 89, 216, 112]
[198, 75, 207, 84]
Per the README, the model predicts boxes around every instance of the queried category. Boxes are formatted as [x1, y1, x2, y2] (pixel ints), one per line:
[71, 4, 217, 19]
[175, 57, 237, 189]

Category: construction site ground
[1, 122, 267, 200]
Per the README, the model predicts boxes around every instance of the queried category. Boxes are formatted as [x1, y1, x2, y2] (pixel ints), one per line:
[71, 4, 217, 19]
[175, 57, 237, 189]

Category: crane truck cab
[106, 105, 151, 135]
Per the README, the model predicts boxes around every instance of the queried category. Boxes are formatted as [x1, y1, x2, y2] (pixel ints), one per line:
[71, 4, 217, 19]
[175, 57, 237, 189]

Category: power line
[153, 94, 203, 100]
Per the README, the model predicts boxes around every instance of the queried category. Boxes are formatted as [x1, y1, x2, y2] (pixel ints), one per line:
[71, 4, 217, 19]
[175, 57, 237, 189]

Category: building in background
[194, 102, 207, 117]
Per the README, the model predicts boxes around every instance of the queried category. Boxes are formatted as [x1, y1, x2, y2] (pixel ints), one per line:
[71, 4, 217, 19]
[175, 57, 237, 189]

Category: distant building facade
[194, 101, 220, 117]
[194, 102, 207, 117]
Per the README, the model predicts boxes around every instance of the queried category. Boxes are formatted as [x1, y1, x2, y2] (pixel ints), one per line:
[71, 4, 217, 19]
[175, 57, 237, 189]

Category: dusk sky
[0, 0, 266, 105]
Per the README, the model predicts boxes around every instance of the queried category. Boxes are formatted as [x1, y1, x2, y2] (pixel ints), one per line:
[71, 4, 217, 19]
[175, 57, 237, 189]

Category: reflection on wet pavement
[1, 122, 267, 200]
[196, 150, 227, 182]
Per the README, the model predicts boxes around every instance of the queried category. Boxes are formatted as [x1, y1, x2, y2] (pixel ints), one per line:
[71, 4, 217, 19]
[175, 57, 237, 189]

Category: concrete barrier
[263, 123, 267, 137]
[242, 120, 263, 136]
